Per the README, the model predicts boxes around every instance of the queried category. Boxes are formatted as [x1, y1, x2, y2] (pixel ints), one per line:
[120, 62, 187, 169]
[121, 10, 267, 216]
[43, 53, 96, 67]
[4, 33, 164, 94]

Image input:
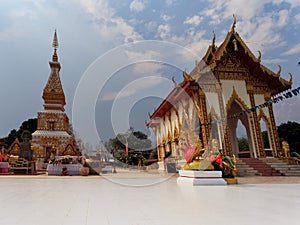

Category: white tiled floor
[0, 175, 299, 225]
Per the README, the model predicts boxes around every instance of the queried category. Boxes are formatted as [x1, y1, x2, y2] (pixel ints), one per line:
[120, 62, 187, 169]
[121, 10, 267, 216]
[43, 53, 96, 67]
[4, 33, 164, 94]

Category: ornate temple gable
[62, 143, 78, 156]
[257, 109, 270, 124]
[43, 71, 65, 96]
[215, 44, 248, 73]
[225, 87, 249, 113]
[8, 138, 20, 155]
[191, 16, 292, 96]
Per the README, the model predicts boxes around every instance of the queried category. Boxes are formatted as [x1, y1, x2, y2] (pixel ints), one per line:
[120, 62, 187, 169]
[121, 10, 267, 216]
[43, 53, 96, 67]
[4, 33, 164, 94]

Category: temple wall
[170, 108, 179, 137]
[221, 80, 251, 108]
[254, 94, 270, 118]
[157, 119, 166, 144]
[31, 136, 73, 159]
[205, 92, 221, 117]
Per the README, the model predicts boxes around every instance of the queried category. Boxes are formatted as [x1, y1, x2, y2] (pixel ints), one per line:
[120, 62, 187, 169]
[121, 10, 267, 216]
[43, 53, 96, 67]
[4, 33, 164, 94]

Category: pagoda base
[177, 170, 227, 186]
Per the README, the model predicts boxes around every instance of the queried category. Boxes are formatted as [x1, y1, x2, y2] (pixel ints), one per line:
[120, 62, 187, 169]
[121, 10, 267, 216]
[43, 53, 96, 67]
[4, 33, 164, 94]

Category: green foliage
[237, 136, 249, 151]
[117, 154, 148, 166]
[277, 121, 300, 153]
[4, 118, 37, 147]
[261, 131, 270, 149]
[106, 127, 152, 154]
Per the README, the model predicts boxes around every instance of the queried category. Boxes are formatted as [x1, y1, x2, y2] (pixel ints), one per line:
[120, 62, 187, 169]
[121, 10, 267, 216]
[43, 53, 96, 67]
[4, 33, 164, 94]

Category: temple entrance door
[227, 101, 254, 158]
[260, 118, 273, 157]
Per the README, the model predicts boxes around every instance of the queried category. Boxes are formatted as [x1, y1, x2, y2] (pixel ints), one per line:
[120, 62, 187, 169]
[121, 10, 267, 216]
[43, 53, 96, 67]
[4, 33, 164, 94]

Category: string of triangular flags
[200, 86, 300, 127]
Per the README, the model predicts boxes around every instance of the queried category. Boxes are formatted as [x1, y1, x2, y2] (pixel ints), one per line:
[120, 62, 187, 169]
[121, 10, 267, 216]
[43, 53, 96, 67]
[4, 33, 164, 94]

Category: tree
[106, 128, 152, 156]
[237, 136, 249, 151]
[277, 121, 300, 153]
[4, 118, 37, 147]
[261, 131, 270, 149]
[117, 154, 148, 166]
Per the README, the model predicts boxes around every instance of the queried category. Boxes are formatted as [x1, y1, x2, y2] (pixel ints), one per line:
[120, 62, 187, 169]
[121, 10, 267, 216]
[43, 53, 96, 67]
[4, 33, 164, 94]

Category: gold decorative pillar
[197, 89, 209, 152]
[267, 99, 281, 157]
[248, 87, 265, 158]
[217, 84, 232, 156]
[263, 94, 275, 156]
[159, 144, 166, 161]
[171, 140, 178, 156]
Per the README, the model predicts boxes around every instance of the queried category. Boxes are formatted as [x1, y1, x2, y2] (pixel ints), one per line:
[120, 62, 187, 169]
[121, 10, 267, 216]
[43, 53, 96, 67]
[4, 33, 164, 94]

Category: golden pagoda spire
[52, 30, 59, 62]
[230, 14, 237, 33]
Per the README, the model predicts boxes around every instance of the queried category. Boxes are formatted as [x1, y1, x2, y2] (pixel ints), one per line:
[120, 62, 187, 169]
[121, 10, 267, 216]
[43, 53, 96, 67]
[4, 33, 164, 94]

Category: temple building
[147, 18, 292, 162]
[31, 31, 79, 162]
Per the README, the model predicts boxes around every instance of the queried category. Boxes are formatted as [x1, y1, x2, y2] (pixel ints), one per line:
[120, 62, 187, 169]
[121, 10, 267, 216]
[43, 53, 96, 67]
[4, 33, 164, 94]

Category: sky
[0, 0, 300, 147]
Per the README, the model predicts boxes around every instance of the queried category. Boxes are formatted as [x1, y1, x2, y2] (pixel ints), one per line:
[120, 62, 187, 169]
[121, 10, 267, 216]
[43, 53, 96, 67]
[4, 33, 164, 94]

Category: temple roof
[149, 79, 192, 120]
[191, 18, 292, 94]
[147, 72, 195, 127]
[148, 17, 292, 124]
[32, 130, 71, 138]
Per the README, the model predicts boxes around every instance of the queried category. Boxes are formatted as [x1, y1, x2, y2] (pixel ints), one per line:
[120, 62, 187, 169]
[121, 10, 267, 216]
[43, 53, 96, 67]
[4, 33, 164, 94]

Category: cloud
[273, 0, 300, 8]
[131, 62, 164, 75]
[79, 0, 143, 43]
[145, 21, 157, 32]
[274, 97, 300, 125]
[295, 13, 300, 24]
[100, 76, 165, 101]
[129, 0, 147, 12]
[200, 0, 266, 22]
[197, 0, 297, 54]
[281, 43, 300, 56]
[165, 0, 176, 6]
[100, 89, 136, 101]
[277, 9, 289, 28]
[184, 15, 202, 26]
[161, 14, 172, 22]
[262, 58, 287, 64]
[157, 24, 171, 39]
[240, 16, 286, 52]
[124, 49, 161, 61]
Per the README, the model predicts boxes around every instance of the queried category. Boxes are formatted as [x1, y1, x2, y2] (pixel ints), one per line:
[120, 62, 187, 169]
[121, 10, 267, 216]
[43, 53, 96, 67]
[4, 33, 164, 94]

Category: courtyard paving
[0, 171, 300, 225]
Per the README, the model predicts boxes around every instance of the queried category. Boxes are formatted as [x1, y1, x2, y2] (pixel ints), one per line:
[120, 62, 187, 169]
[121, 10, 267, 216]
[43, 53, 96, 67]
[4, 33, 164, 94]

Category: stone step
[284, 173, 300, 176]
[237, 158, 282, 177]
[236, 162, 258, 177]
[262, 158, 300, 176]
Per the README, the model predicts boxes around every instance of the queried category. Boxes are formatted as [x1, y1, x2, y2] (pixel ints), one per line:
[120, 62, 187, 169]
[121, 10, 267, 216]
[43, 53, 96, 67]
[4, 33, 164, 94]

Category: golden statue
[282, 141, 290, 158]
[178, 130, 236, 178]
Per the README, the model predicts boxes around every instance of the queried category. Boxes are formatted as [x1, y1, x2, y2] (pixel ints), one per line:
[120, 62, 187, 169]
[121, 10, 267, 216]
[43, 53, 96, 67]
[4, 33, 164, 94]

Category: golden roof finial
[276, 65, 281, 77]
[212, 30, 216, 46]
[230, 14, 237, 33]
[52, 29, 59, 62]
[257, 50, 261, 63]
[288, 73, 293, 83]
[171, 76, 177, 87]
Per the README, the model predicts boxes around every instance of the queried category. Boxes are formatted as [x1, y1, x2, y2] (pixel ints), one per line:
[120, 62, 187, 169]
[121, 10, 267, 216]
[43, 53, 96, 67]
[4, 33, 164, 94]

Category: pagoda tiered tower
[32, 31, 79, 162]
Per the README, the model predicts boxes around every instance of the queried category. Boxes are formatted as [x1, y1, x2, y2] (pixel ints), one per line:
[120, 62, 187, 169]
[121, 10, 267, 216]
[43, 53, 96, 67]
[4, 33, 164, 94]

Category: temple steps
[236, 159, 258, 177]
[236, 158, 282, 176]
[260, 158, 300, 176]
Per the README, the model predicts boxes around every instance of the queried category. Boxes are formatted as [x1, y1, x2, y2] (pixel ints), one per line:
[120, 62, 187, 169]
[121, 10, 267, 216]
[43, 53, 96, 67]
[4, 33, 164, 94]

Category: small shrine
[31, 31, 79, 166]
[1, 131, 35, 174]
